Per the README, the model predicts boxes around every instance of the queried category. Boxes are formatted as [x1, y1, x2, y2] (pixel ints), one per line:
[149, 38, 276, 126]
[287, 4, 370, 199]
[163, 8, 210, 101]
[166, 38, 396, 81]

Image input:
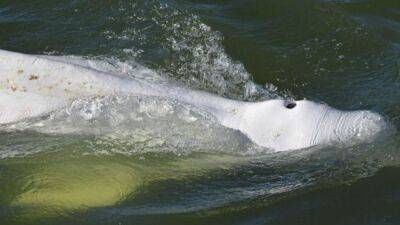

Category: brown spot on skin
[11, 85, 17, 92]
[17, 70, 24, 75]
[29, 75, 39, 80]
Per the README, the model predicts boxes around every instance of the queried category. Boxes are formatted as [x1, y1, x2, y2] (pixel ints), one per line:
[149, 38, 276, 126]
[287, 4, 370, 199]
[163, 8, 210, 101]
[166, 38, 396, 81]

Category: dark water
[0, 0, 400, 224]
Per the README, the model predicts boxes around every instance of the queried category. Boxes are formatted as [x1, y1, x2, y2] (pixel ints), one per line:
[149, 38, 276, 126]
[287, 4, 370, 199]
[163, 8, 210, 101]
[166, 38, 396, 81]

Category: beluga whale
[0, 49, 387, 151]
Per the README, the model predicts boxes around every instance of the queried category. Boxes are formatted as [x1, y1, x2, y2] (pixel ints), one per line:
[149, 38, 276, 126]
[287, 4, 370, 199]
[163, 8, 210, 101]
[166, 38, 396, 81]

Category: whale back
[0, 91, 66, 124]
[0, 50, 173, 124]
[0, 50, 155, 100]
[0, 49, 245, 124]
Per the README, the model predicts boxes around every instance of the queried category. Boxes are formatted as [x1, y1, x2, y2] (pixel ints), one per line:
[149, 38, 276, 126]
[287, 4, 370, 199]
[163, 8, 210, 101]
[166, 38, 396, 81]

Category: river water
[0, 0, 399, 224]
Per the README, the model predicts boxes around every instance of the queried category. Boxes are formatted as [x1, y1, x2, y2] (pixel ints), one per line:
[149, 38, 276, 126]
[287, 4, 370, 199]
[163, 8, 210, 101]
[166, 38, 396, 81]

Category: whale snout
[292, 100, 388, 148]
[326, 109, 389, 145]
[349, 110, 388, 139]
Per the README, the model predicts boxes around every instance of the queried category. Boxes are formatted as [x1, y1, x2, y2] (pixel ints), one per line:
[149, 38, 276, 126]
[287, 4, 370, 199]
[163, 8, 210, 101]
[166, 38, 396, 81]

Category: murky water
[0, 0, 399, 224]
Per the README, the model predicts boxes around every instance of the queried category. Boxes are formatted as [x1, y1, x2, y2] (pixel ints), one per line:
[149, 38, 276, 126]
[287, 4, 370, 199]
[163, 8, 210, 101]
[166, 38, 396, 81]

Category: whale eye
[285, 102, 296, 109]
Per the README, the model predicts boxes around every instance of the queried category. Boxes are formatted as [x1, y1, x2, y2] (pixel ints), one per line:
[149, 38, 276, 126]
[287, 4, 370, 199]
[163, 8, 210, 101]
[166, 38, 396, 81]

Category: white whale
[0, 49, 387, 151]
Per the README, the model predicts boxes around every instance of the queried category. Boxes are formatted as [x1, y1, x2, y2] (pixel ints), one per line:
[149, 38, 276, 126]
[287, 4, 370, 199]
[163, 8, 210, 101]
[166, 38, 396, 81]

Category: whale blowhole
[285, 101, 297, 109]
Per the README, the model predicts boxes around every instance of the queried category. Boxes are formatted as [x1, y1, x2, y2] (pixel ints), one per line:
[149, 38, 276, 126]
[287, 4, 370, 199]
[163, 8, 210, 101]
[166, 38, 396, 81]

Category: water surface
[0, 0, 399, 224]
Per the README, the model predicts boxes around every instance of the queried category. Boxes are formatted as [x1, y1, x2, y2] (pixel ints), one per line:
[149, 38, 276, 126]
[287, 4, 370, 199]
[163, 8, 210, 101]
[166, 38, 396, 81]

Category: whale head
[239, 99, 387, 151]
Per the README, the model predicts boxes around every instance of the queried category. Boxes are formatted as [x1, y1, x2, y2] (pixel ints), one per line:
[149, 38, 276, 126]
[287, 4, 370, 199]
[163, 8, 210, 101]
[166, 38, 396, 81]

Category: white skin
[0, 49, 386, 151]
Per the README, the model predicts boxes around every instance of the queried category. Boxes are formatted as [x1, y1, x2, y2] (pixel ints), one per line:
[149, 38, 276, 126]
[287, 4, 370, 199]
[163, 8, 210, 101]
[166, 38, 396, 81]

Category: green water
[0, 0, 400, 224]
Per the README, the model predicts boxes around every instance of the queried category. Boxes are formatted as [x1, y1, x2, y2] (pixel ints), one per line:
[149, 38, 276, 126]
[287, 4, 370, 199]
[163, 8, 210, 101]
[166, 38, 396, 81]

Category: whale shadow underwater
[0, 49, 388, 151]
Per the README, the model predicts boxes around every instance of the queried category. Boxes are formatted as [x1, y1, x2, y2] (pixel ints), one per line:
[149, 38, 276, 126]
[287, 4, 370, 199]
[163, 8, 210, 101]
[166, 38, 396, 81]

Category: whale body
[0, 49, 387, 151]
